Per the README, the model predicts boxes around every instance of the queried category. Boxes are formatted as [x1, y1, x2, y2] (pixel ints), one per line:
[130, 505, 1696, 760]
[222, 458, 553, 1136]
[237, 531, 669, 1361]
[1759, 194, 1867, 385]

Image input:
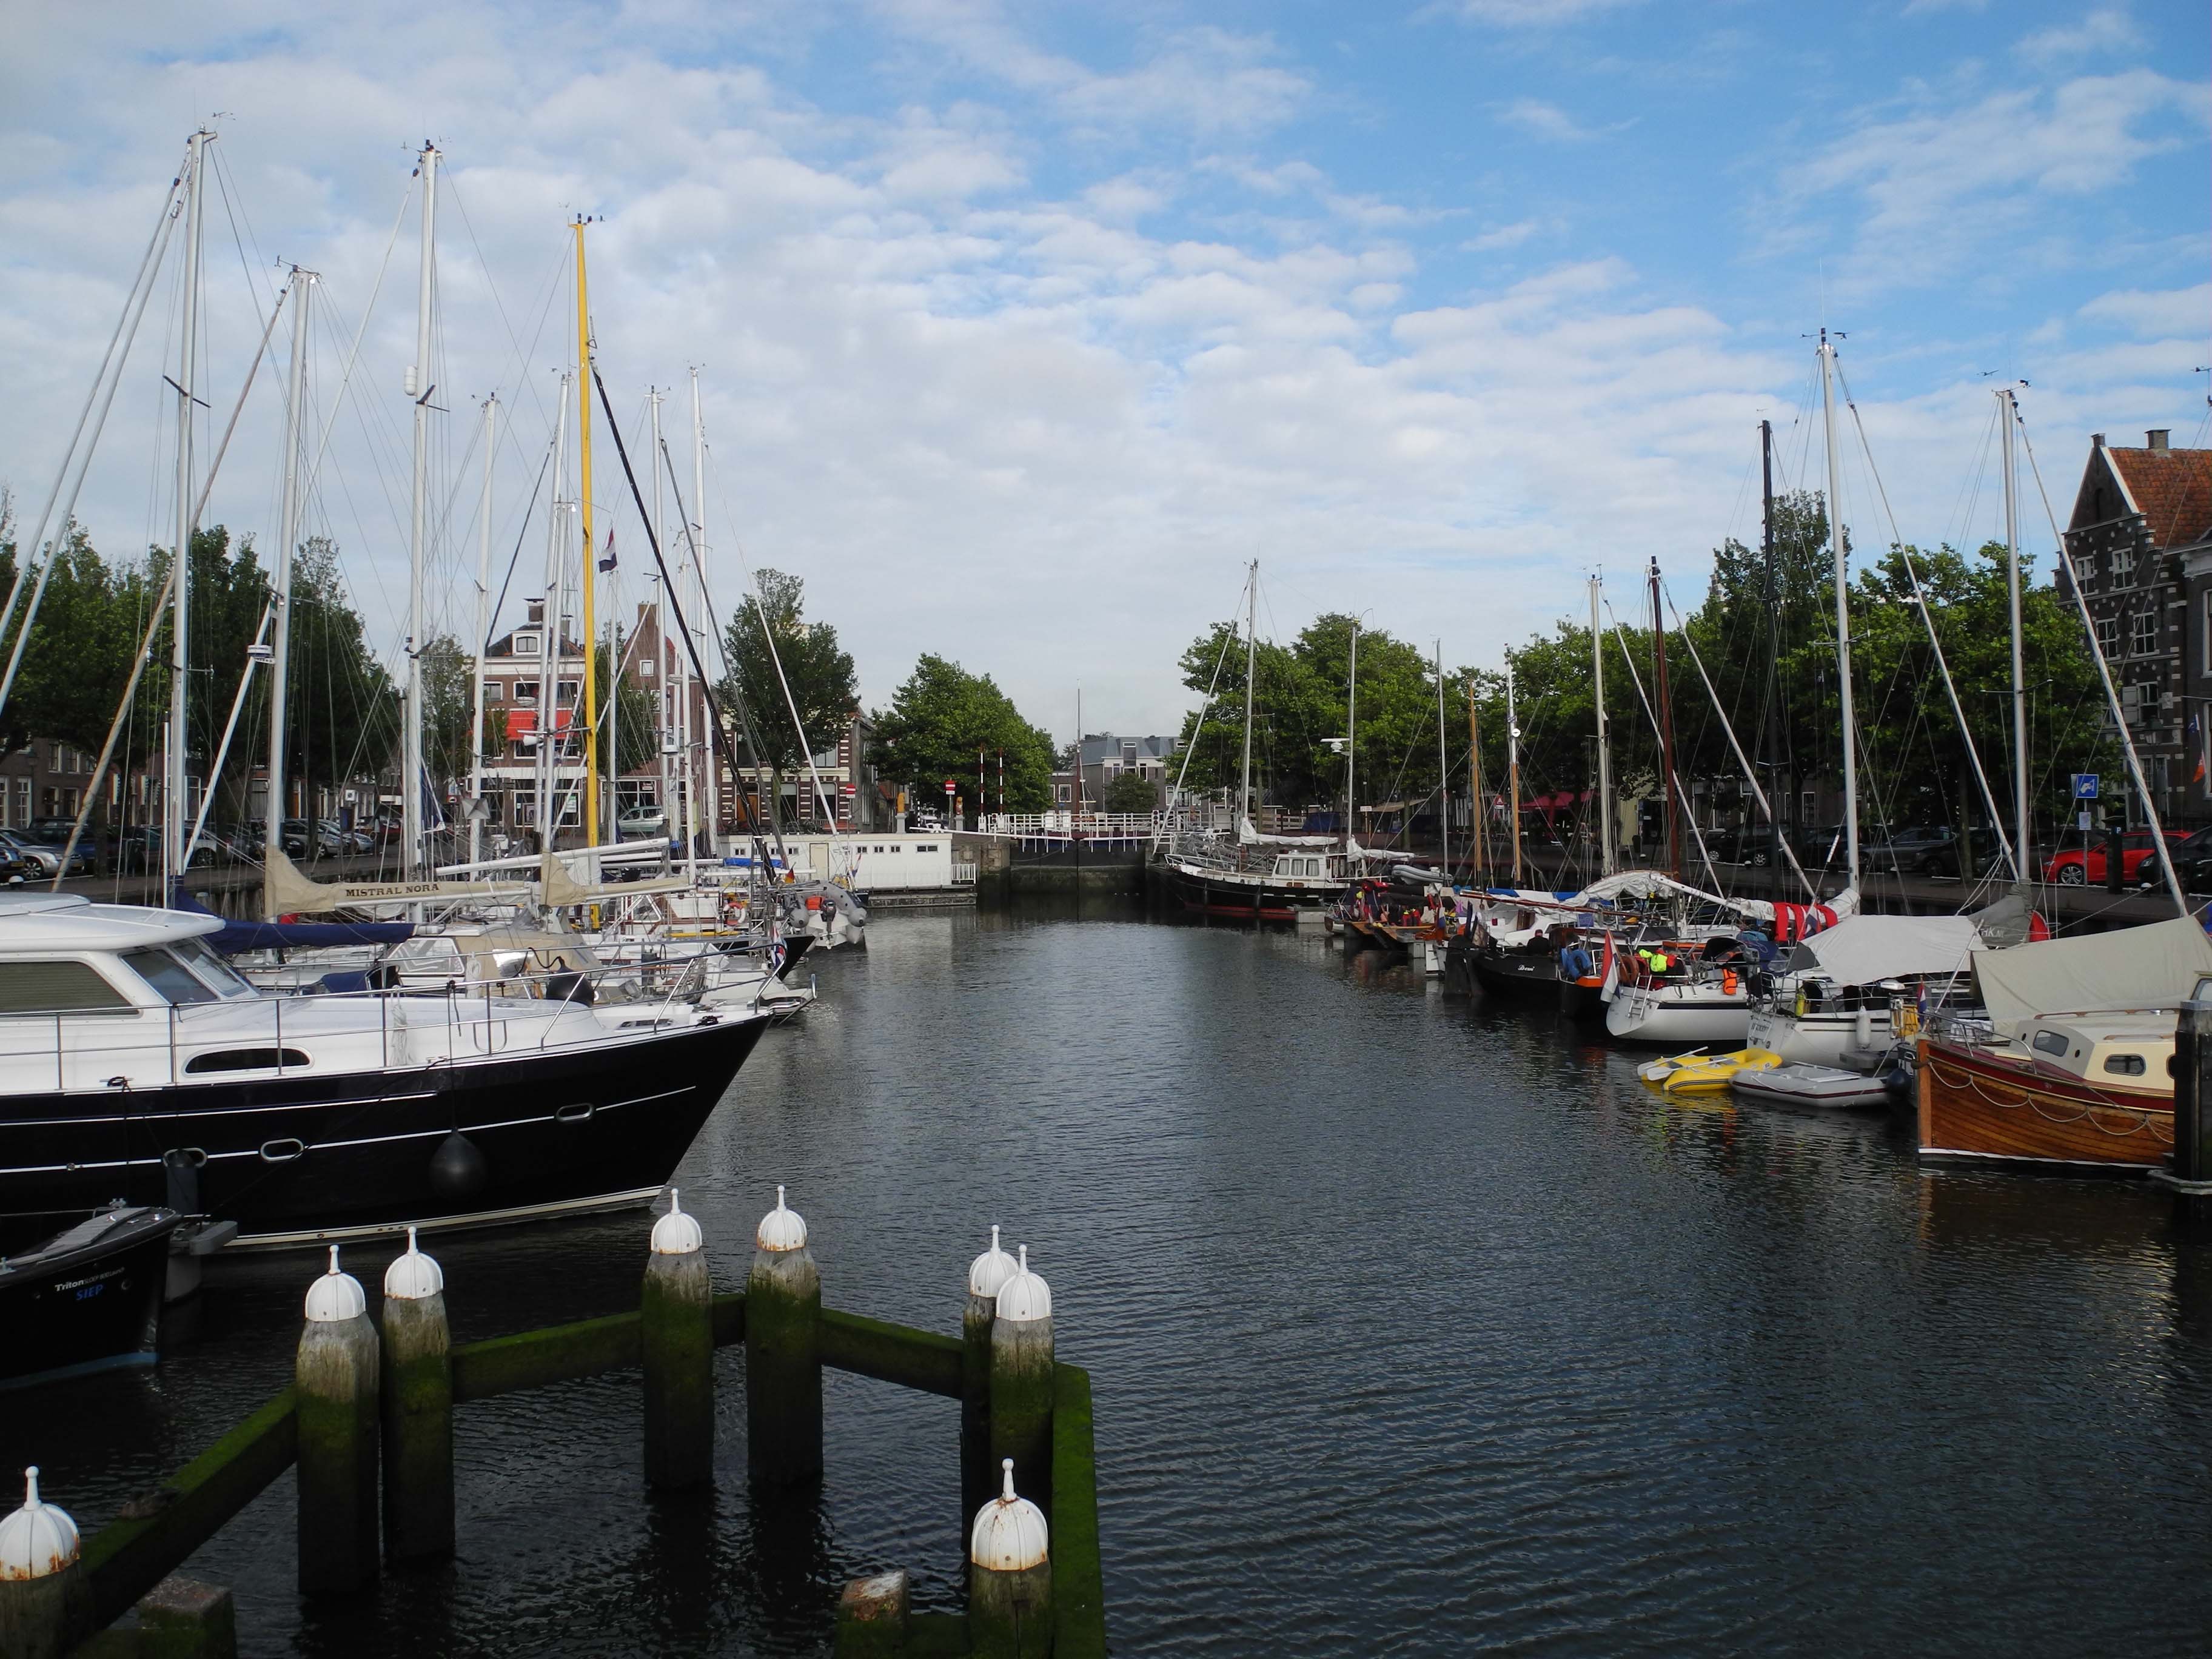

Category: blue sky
[2, 0, 2205, 739]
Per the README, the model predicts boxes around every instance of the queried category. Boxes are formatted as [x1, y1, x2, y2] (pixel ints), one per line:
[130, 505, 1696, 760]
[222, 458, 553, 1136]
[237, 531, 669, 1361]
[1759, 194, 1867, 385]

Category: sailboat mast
[264, 263, 311, 900]
[1346, 618, 1358, 845]
[539, 375, 571, 850]
[1817, 329, 1860, 886]
[2000, 387, 2031, 879]
[574, 220, 600, 849]
[1239, 560, 1256, 832]
[467, 394, 495, 868]
[166, 129, 209, 890]
[403, 141, 438, 879]
[1435, 640, 1449, 877]
[1589, 574, 1614, 876]
[690, 369, 711, 860]
[1761, 418, 1782, 880]
[1650, 557, 1680, 878]
[649, 388, 668, 856]
[1506, 652, 1523, 886]
[1467, 676, 1487, 880]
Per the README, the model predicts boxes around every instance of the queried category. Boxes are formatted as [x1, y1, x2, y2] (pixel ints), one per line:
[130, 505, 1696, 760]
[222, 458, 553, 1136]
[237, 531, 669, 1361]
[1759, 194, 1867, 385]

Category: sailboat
[1161, 563, 1352, 919]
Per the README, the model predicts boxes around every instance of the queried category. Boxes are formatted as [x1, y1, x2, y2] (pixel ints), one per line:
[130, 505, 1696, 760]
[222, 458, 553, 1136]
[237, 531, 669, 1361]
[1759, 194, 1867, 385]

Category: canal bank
[9, 911, 2212, 1654]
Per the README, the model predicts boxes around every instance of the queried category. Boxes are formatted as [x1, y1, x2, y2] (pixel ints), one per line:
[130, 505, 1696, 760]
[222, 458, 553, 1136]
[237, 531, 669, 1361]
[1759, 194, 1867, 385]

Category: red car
[2042, 828, 2177, 886]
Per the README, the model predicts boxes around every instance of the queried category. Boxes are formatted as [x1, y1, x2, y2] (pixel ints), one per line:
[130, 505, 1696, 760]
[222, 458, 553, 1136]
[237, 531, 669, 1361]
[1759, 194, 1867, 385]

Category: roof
[0, 894, 223, 953]
[1077, 733, 1178, 766]
[2090, 443, 2212, 548]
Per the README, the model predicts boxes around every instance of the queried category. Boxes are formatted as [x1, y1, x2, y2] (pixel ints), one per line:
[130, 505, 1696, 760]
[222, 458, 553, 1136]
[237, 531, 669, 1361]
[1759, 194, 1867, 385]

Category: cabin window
[0, 960, 133, 1014]
[121, 948, 220, 1005]
[186, 1047, 310, 1074]
[171, 936, 255, 999]
[2102, 1052, 2148, 1076]
[2031, 1030, 2070, 1057]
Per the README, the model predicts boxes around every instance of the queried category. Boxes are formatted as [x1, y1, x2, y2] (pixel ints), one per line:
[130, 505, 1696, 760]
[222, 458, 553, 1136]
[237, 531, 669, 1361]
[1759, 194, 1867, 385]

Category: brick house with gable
[2060, 429, 2212, 825]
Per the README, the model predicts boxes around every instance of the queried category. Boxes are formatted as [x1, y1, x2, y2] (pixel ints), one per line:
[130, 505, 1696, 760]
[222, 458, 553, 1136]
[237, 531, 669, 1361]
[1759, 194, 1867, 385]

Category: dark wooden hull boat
[1915, 1037, 2172, 1173]
[1471, 946, 1559, 1000]
[0, 1205, 181, 1389]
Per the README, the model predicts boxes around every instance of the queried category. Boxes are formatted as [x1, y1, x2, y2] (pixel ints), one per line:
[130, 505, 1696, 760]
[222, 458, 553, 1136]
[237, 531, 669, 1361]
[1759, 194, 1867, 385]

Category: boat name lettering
[55, 1267, 126, 1292]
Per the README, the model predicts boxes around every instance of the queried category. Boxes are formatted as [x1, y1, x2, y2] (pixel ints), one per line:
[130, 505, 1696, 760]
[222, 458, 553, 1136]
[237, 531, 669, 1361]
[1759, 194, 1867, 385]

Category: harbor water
[8, 912, 2212, 1655]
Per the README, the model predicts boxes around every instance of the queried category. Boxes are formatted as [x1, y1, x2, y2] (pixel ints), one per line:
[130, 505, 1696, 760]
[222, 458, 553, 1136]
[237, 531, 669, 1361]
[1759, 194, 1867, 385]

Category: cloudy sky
[2, 0, 2205, 742]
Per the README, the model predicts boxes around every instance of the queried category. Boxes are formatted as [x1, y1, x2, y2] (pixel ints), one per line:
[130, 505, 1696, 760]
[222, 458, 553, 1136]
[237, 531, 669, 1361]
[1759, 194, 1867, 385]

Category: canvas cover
[263, 846, 533, 915]
[1971, 914, 2212, 1033]
[1784, 913, 1980, 985]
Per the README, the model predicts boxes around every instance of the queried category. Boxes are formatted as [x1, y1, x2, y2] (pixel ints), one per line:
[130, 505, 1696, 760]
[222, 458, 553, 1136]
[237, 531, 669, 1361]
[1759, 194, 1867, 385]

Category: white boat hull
[1606, 983, 1749, 1046]
[1745, 1005, 1892, 1067]
[1731, 1063, 1891, 1109]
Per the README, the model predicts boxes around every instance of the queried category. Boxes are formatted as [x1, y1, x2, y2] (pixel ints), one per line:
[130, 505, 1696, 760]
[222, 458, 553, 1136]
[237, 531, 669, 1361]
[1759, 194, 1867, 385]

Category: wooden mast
[1651, 556, 1681, 878]
[1467, 675, 1488, 880]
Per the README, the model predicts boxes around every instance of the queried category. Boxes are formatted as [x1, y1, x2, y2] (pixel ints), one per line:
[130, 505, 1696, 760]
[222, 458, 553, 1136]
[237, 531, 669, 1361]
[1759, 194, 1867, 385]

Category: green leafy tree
[719, 569, 858, 819]
[1104, 769, 1158, 813]
[869, 655, 1057, 812]
[597, 638, 659, 782]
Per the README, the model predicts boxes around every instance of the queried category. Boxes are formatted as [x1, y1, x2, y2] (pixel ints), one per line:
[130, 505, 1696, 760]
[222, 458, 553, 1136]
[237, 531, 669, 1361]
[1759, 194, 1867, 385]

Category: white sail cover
[1566, 869, 1860, 931]
[1972, 914, 2212, 1033]
[1783, 914, 1980, 985]
[264, 846, 534, 914]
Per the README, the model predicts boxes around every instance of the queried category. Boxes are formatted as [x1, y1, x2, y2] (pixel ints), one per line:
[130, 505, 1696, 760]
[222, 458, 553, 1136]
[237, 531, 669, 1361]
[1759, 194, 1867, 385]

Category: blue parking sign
[2072, 773, 2099, 800]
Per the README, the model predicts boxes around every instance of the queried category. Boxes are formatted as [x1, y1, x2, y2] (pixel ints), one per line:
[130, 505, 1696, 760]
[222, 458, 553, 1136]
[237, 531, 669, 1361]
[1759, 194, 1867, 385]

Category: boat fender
[428, 1131, 488, 1199]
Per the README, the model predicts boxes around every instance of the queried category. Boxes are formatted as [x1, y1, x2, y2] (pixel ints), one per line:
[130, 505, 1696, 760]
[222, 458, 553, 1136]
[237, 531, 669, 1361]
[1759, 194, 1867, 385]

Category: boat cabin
[1270, 852, 1344, 883]
[2008, 1012, 2175, 1095]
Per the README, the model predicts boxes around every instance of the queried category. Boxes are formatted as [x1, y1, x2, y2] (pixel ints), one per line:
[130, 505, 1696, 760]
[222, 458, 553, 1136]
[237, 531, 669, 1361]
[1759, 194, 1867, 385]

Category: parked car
[1865, 825, 1957, 874]
[0, 842, 32, 884]
[113, 826, 225, 873]
[2043, 826, 2179, 886]
[24, 817, 84, 846]
[0, 828, 93, 880]
[617, 806, 667, 840]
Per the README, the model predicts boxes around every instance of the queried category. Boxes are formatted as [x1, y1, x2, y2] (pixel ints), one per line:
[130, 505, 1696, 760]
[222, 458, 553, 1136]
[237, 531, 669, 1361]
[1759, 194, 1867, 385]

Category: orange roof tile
[2107, 445, 2212, 548]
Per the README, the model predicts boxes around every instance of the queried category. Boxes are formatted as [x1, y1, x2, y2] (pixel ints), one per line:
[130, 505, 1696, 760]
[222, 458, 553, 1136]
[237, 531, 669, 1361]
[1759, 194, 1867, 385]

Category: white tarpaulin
[1785, 914, 1980, 985]
[1972, 914, 2212, 1033]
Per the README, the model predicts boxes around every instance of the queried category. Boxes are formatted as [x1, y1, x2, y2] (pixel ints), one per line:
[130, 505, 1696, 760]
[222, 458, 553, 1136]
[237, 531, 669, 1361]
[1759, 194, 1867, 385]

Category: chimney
[2147, 429, 2171, 451]
[526, 598, 545, 625]
[2091, 432, 2106, 448]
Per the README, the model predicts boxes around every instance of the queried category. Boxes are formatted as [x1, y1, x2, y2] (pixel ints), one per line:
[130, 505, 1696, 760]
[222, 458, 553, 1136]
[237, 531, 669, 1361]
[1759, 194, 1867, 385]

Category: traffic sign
[2072, 773, 2099, 800]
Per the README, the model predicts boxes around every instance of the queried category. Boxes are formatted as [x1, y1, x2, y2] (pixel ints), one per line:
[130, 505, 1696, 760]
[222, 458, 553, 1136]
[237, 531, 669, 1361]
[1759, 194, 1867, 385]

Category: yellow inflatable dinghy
[1659, 1048, 1781, 1095]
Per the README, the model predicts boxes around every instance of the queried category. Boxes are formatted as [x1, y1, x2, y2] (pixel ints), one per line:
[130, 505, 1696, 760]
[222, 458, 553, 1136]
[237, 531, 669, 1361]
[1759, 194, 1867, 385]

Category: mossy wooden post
[970, 1457, 1053, 1659]
[964, 1225, 1016, 1520]
[643, 1188, 714, 1488]
[745, 1185, 822, 1487]
[0, 1467, 92, 1659]
[295, 1246, 380, 1597]
[379, 1228, 453, 1561]
[989, 1246, 1054, 1520]
[136, 1575, 238, 1659]
[836, 1569, 911, 1657]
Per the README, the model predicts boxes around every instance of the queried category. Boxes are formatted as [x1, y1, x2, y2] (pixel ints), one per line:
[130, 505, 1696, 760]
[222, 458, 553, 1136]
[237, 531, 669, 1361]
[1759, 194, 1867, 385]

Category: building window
[512, 679, 540, 705]
[2114, 543, 2136, 583]
[484, 679, 505, 704]
[1056, 783, 1070, 803]
[2097, 615, 2120, 659]
[512, 631, 541, 658]
[2133, 611, 2158, 656]
[638, 659, 655, 678]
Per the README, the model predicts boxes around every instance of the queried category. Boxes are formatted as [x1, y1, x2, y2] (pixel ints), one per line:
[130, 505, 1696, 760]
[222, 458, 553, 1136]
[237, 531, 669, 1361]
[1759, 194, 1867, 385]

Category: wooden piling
[745, 1185, 822, 1488]
[643, 1189, 716, 1489]
[135, 1575, 237, 1659]
[295, 1247, 380, 1597]
[0, 1467, 92, 1659]
[836, 1569, 911, 1657]
[964, 1225, 1016, 1518]
[379, 1228, 454, 1561]
[989, 1247, 1054, 1520]
[969, 1458, 1053, 1659]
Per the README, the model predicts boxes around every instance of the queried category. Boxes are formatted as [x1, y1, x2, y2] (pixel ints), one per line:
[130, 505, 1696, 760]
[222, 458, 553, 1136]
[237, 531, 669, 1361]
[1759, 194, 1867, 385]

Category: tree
[869, 655, 1058, 813]
[1104, 770, 1158, 813]
[597, 638, 659, 782]
[719, 569, 857, 821]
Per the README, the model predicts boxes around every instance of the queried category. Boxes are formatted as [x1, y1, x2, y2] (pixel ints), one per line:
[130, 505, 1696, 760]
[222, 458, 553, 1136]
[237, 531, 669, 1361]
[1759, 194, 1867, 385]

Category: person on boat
[1559, 934, 1594, 981]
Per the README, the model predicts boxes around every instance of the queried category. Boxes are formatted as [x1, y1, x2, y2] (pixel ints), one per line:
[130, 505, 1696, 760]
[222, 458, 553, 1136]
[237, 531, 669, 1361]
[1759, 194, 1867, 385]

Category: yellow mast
[574, 218, 600, 847]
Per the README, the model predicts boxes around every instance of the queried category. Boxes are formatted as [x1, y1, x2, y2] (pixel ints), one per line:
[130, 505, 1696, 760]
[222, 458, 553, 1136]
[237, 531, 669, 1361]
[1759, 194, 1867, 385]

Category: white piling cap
[651, 1188, 704, 1256]
[0, 1468, 80, 1581]
[967, 1224, 1016, 1299]
[994, 1245, 1051, 1323]
[754, 1185, 808, 1253]
[382, 1226, 444, 1299]
[304, 1245, 367, 1323]
[968, 1459, 1048, 1572]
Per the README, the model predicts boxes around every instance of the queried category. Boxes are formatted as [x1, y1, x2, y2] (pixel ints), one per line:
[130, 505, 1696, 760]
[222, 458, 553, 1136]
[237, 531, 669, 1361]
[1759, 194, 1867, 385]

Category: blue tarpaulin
[168, 885, 415, 955]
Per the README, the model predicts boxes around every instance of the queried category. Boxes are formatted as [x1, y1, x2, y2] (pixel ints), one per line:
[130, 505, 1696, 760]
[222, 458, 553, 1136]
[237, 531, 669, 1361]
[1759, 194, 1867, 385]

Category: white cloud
[2017, 6, 2143, 65]
[2077, 283, 2212, 339]
[1491, 98, 1610, 143]
[1465, 217, 1557, 252]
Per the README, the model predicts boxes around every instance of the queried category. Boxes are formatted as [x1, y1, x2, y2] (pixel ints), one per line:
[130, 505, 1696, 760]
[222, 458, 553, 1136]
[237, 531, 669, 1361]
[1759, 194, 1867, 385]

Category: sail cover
[169, 885, 414, 954]
[263, 846, 534, 914]
[1972, 914, 2212, 1033]
[1783, 914, 1980, 985]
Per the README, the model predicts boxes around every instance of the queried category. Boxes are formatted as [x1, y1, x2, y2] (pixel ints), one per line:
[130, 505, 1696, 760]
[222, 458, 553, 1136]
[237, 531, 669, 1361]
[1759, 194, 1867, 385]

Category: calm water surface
[9, 912, 2212, 1655]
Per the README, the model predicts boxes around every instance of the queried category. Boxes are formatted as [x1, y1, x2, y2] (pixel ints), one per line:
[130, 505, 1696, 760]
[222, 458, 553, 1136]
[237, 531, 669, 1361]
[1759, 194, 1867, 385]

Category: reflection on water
[6, 911, 2212, 1655]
